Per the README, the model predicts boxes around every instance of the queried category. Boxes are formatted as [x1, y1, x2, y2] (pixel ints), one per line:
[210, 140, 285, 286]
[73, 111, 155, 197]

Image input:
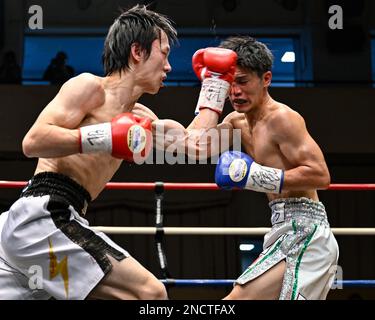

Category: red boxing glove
[192, 47, 237, 115]
[79, 113, 152, 162]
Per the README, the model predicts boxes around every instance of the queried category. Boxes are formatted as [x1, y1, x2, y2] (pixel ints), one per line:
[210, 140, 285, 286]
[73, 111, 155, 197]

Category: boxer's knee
[136, 277, 167, 300]
[223, 285, 251, 300]
[88, 276, 167, 300]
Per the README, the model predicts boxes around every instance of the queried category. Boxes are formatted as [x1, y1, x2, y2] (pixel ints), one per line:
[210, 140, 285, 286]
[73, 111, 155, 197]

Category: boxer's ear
[130, 43, 142, 63]
[263, 71, 272, 88]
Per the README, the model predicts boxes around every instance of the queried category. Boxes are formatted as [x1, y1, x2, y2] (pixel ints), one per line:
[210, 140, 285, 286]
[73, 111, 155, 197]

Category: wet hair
[219, 36, 274, 78]
[102, 4, 177, 76]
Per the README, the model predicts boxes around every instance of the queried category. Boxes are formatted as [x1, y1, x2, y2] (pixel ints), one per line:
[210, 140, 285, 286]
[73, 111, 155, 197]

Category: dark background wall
[0, 0, 375, 300]
[2, 0, 375, 84]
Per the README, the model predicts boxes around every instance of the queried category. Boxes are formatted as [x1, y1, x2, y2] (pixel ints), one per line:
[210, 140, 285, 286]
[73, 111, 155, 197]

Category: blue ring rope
[160, 279, 375, 288]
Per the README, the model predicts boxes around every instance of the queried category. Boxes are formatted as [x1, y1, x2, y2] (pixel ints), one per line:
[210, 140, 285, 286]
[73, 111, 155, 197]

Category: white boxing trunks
[0, 172, 129, 300]
[236, 197, 339, 300]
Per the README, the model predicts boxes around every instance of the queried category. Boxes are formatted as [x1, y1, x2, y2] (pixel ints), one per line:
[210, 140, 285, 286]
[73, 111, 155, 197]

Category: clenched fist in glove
[192, 47, 237, 115]
[79, 113, 152, 162]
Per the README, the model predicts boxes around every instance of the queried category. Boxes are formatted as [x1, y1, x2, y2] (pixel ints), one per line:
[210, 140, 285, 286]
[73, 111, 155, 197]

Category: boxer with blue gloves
[212, 36, 339, 301]
[142, 36, 338, 301]
[215, 150, 284, 194]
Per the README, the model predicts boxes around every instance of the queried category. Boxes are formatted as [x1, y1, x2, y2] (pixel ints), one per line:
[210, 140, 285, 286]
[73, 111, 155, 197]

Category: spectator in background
[43, 51, 75, 85]
[0, 50, 22, 84]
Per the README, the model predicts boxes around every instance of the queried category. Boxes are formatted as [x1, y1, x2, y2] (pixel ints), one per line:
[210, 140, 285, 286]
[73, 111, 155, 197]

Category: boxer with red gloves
[1, 5, 176, 301]
[79, 112, 152, 162]
[192, 47, 237, 115]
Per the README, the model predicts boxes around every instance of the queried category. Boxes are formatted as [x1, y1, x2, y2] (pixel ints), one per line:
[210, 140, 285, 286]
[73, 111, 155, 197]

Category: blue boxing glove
[215, 151, 284, 193]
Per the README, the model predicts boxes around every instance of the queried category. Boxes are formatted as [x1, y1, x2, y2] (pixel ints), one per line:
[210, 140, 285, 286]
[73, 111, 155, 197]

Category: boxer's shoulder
[66, 73, 103, 92]
[132, 103, 159, 121]
[266, 103, 305, 132]
[223, 111, 245, 128]
[59, 73, 105, 109]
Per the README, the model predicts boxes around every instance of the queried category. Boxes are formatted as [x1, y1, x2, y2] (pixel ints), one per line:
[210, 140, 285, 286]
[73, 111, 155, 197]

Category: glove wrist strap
[79, 123, 112, 154]
[195, 78, 230, 115]
[245, 162, 284, 194]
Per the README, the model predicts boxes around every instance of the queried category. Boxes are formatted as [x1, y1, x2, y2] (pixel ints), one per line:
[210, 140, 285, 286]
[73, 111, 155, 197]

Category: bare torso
[35, 155, 121, 201]
[229, 101, 318, 202]
[34, 75, 129, 200]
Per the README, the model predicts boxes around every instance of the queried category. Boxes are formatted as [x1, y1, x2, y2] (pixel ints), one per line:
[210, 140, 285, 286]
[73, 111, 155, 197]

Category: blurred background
[0, 0, 375, 300]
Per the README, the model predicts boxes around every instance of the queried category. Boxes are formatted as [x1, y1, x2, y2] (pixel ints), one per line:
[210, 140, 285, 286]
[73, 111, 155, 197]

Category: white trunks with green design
[236, 197, 339, 300]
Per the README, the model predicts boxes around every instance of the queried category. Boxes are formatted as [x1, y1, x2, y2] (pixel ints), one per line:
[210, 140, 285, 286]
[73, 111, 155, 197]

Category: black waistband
[21, 172, 92, 214]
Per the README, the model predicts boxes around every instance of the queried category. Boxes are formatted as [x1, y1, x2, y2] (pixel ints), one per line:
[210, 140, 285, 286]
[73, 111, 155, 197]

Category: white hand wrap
[79, 123, 112, 153]
[194, 77, 230, 115]
[245, 162, 284, 194]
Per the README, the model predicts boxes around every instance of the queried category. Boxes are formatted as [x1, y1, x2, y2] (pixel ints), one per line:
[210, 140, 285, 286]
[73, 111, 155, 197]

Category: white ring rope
[92, 227, 375, 236]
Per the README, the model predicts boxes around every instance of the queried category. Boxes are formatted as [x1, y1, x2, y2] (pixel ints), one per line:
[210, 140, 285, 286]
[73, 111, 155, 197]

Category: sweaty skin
[23, 32, 172, 200]
[223, 67, 330, 201]
[156, 67, 330, 202]
[224, 100, 329, 201]
[31, 74, 124, 200]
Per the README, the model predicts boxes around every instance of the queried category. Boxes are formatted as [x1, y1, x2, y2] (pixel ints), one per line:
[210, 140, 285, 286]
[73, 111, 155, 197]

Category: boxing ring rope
[92, 226, 375, 236]
[2, 180, 375, 190]
[2, 181, 375, 236]
[1, 180, 375, 288]
[2, 180, 375, 235]
[159, 279, 375, 288]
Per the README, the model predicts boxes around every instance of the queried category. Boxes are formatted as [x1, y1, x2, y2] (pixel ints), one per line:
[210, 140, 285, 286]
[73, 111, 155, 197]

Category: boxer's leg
[88, 255, 167, 300]
[223, 260, 286, 300]
[0, 257, 50, 300]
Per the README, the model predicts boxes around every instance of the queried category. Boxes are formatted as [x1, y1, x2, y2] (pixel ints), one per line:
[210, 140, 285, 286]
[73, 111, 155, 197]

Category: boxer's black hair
[219, 36, 274, 78]
[102, 4, 177, 76]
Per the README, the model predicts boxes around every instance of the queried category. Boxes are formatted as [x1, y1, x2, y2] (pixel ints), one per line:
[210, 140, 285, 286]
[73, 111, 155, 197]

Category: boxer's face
[229, 68, 272, 113]
[141, 31, 171, 94]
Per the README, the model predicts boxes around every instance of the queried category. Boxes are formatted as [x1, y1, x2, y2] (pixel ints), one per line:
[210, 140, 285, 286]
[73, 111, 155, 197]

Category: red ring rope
[0, 181, 375, 190]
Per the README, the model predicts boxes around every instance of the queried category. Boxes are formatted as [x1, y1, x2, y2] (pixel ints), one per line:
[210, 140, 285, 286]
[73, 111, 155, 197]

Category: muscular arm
[272, 109, 330, 190]
[132, 103, 234, 158]
[187, 108, 220, 130]
[22, 74, 104, 158]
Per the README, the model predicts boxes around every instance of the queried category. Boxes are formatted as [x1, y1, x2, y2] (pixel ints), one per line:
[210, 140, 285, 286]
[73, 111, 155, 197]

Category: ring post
[154, 181, 172, 287]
